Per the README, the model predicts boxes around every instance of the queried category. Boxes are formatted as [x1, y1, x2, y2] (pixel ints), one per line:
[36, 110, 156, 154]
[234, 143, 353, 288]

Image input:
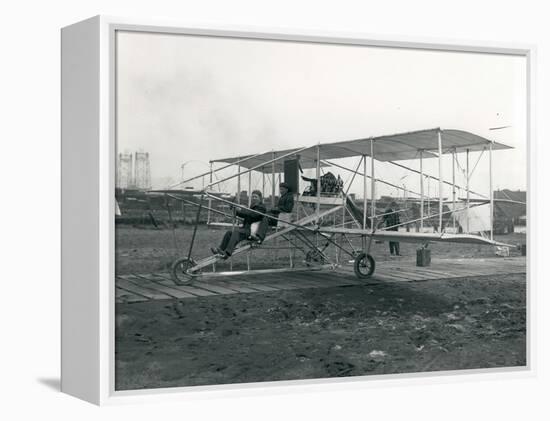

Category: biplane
[154, 127, 517, 285]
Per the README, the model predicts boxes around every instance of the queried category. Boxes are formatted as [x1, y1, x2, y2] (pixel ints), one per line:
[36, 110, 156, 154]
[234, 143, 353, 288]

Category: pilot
[211, 190, 266, 259]
[252, 182, 294, 242]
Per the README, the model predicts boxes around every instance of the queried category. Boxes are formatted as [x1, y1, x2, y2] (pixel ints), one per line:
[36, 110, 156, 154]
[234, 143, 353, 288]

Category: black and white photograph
[113, 29, 527, 390]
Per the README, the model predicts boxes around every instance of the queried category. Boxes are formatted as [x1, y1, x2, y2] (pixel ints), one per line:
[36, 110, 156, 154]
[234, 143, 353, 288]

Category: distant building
[134, 152, 151, 190]
[493, 189, 526, 234]
[117, 153, 133, 189]
[116, 151, 152, 191]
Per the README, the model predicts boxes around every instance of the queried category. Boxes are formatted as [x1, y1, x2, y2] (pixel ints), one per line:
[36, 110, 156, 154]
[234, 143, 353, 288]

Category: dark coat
[383, 208, 400, 231]
[274, 191, 294, 214]
[236, 203, 267, 229]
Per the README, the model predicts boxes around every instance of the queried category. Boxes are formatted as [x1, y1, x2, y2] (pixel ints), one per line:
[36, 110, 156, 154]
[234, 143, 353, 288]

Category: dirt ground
[115, 274, 526, 390]
[115, 227, 526, 391]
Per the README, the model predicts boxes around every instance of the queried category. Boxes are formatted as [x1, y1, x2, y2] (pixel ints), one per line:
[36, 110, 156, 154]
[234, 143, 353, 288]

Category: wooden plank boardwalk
[115, 256, 526, 304]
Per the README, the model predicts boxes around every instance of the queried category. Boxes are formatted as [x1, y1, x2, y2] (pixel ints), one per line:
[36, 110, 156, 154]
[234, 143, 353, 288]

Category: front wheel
[171, 257, 197, 285]
[353, 253, 375, 279]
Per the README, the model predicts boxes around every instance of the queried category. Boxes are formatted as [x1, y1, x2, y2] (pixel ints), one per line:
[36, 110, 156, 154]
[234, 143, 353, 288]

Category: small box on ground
[495, 246, 510, 257]
[416, 248, 431, 266]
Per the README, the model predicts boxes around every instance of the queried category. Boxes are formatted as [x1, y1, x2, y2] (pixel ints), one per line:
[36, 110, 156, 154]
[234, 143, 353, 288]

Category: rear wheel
[171, 257, 197, 285]
[353, 253, 375, 279]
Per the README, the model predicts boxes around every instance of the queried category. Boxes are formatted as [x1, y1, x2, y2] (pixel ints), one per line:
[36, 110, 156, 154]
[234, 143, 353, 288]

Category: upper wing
[211, 128, 512, 168]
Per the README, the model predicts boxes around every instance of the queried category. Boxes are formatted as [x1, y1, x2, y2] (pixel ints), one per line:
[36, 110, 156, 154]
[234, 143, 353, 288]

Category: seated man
[211, 190, 266, 259]
[253, 182, 295, 242]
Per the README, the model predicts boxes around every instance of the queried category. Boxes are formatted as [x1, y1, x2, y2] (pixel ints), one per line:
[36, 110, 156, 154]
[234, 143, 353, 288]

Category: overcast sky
[116, 30, 527, 200]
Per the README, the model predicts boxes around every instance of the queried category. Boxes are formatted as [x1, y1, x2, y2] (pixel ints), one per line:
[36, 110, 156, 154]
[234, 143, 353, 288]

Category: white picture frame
[61, 15, 535, 405]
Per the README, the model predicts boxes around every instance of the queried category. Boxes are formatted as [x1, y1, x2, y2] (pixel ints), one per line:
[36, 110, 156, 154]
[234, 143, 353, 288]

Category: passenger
[210, 190, 266, 259]
[253, 182, 295, 242]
